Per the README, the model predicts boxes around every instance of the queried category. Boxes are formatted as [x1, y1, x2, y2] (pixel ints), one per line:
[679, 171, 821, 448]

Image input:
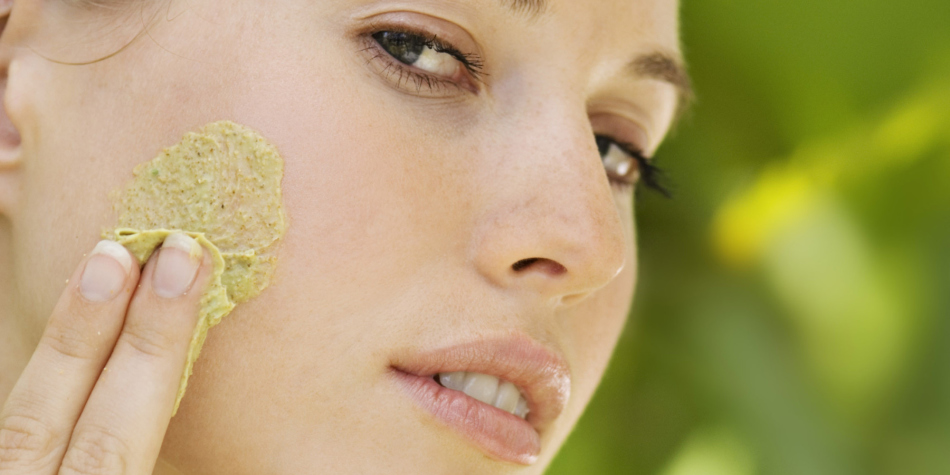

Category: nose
[470, 97, 627, 306]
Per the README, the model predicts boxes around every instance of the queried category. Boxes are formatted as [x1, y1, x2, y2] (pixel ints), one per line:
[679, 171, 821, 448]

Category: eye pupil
[594, 135, 611, 157]
[373, 31, 424, 65]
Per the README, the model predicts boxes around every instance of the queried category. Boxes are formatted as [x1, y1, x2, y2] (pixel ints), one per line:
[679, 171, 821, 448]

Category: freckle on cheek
[103, 121, 288, 414]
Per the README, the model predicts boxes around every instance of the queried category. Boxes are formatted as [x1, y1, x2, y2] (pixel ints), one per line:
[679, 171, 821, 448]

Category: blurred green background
[548, 0, 950, 474]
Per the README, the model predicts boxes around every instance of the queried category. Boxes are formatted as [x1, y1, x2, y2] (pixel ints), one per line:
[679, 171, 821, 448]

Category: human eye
[594, 134, 670, 196]
[361, 26, 485, 96]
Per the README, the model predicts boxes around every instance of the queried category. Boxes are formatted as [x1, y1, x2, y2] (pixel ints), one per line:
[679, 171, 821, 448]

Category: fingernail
[80, 240, 133, 302]
[152, 233, 202, 299]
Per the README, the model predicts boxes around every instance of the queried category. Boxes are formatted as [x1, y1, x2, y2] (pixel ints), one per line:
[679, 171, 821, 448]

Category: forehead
[481, 0, 685, 99]
[504, 0, 686, 114]
[409, 0, 680, 56]
[523, 0, 681, 53]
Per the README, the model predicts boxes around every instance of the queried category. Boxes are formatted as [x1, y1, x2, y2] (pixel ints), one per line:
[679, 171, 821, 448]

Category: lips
[389, 334, 571, 464]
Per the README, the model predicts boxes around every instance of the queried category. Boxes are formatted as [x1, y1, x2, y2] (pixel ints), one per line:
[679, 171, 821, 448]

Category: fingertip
[185, 239, 216, 295]
[150, 233, 205, 299]
[78, 240, 136, 303]
[163, 232, 203, 260]
[91, 240, 134, 275]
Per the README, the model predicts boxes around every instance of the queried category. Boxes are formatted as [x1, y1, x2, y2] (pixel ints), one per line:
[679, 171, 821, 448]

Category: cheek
[10, 72, 156, 335]
[10, 18, 257, 330]
[546, 205, 637, 447]
[221, 35, 485, 323]
[565, 241, 636, 399]
[156, 47, 484, 459]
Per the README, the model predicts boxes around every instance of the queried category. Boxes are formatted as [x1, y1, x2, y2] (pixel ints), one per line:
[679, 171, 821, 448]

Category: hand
[0, 233, 213, 475]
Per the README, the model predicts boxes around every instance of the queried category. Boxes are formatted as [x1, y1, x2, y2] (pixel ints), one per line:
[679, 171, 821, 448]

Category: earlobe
[0, 0, 22, 216]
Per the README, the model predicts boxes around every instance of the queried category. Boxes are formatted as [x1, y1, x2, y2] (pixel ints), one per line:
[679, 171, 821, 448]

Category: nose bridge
[470, 93, 627, 303]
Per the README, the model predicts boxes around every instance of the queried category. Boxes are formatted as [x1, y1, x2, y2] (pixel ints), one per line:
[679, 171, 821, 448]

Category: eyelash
[601, 137, 672, 197]
[361, 25, 485, 94]
[362, 26, 670, 197]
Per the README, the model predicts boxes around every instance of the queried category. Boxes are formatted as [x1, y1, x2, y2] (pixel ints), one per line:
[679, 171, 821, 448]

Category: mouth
[389, 334, 571, 465]
[433, 371, 530, 418]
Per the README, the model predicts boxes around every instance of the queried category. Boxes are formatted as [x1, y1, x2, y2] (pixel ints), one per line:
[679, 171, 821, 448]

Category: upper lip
[390, 333, 571, 432]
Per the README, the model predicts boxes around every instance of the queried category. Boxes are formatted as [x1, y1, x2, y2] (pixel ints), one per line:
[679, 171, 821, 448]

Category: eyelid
[356, 17, 485, 96]
[358, 32, 481, 96]
[590, 113, 672, 196]
[589, 113, 651, 154]
[356, 11, 485, 63]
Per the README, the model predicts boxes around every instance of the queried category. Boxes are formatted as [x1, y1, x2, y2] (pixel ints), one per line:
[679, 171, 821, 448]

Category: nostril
[512, 258, 538, 272]
[511, 258, 566, 275]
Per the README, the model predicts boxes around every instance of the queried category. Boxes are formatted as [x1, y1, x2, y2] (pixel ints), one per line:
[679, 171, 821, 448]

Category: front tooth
[493, 381, 521, 413]
[462, 373, 500, 405]
[438, 371, 467, 391]
[513, 396, 529, 419]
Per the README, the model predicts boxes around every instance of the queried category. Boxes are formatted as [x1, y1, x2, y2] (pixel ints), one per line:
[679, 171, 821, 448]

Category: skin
[0, 0, 682, 473]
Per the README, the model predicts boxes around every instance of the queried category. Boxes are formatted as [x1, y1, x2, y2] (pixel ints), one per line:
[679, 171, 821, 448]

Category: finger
[0, 240, 139, 475]
[60, 233, 212, 475]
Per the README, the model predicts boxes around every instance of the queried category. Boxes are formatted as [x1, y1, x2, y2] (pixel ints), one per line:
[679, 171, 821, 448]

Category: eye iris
[595, 135, 636, 180]
[373, 31, 424, 65]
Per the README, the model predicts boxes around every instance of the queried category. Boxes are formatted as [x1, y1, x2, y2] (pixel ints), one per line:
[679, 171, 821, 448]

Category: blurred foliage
[548, 1, 950, 474]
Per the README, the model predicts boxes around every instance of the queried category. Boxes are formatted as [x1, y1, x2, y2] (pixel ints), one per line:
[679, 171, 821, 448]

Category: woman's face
[4, 0, 682, 472]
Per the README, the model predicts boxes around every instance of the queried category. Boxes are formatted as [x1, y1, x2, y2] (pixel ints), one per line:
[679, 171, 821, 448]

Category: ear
[0, 0, 21, 217]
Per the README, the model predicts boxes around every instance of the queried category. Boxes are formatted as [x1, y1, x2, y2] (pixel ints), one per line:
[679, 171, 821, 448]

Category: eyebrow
[628, 52, 695, 119]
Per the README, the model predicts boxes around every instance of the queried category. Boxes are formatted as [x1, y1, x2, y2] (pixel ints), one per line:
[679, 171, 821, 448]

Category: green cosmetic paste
[102, 121, 288, 415]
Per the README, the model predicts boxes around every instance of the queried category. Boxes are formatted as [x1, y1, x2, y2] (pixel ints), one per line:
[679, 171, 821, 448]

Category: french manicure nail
[80, 240, 133, 302]
[152, 233, 202, 299]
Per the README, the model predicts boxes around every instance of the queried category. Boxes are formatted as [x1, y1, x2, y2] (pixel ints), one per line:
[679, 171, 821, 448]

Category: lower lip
[391, 369, 541, 465]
